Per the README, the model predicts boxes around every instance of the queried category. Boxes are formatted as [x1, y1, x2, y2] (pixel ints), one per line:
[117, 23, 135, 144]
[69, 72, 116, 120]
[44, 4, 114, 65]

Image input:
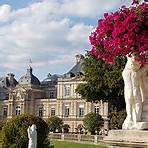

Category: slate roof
[0, 73, 18, 88]
[41, 73, 60, 86]
[0, 87, 9, 100]
[0, 73, 17, 100]
[68, 60, 84, 76]
[64, 55, 84, 78]
[19, 66, 40, 86]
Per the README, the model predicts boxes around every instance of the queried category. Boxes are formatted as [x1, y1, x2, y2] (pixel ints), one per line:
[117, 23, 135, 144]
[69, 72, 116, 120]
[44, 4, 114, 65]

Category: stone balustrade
[49, 133, 104, 144]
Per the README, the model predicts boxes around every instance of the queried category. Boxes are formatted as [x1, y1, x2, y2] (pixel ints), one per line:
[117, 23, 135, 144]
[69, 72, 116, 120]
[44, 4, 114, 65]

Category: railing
[49, 133, 61, 140]
[49, 133, 104, 144]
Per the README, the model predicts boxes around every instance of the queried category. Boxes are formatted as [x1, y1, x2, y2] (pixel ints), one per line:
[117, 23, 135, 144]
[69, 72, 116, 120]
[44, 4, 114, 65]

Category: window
[16, 106, 21, 115]
[64, 106, 70, 117]
[51, 108, 55, 116]
[64, 85, 70, 96]
[79, 107, 84, 117]
[94, 106, 99, 114]
[3, 107, 7, 117]
[39, 107, 43, 117]
[49, 91, 54, 98]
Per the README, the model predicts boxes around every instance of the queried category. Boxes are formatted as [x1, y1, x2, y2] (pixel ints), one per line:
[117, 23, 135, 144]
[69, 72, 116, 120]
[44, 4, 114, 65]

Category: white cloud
[0, 4, 12, 22]
[0, 0, 131, 79]
[67, 24, 93, 45]
[60, 0, 131, 18]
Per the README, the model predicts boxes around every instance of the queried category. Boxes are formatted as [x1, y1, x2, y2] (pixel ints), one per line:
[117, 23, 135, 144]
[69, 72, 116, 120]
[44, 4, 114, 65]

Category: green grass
[0, 130, 2, 146]
[50, 140, 107, 148]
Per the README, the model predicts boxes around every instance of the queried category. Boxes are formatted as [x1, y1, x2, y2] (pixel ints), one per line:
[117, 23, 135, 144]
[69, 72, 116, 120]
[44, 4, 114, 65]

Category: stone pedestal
[104, 130, 148, 147]
[142, 100, 148, 122]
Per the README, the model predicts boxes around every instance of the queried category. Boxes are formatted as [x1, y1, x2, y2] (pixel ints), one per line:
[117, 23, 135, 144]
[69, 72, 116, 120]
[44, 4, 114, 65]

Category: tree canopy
[47, 116, 63, 133]
[83, 112, 103, 135]
[76, 53, 126, 109]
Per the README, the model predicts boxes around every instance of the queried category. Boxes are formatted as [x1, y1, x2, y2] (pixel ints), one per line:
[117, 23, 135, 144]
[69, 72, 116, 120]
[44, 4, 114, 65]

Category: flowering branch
[89, 1, 148, 64]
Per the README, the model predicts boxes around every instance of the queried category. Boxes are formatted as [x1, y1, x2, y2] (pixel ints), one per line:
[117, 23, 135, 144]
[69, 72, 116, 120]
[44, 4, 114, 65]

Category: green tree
[1, 114, 49, 148]
[47, 116, 63, 133]
[76, 53, 126, 110]
[0, 119, 6, 130]
[83, 112, 104, 135]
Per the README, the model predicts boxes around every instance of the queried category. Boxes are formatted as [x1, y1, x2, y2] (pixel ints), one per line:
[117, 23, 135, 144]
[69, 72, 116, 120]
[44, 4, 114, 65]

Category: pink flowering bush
[89, 1, 148, 64]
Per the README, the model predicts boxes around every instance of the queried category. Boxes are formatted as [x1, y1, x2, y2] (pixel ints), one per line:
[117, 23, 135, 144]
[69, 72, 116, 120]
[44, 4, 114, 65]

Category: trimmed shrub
[1, 114, 49, 148]
[83, 112, 104, 135]
[47, 116, 63, 133]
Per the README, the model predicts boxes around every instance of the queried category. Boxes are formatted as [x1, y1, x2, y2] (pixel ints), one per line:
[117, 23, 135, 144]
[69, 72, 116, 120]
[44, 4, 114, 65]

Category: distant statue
[27, 124, 37, 148]
[122, 55, 148, 129]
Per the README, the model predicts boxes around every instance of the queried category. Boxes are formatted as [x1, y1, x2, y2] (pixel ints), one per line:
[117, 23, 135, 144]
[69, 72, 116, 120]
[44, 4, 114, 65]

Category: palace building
[0, 54, 109, 132]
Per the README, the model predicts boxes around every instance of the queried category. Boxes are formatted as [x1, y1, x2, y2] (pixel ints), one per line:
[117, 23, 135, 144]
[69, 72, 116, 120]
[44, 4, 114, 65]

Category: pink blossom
[89, 2, 148, 64]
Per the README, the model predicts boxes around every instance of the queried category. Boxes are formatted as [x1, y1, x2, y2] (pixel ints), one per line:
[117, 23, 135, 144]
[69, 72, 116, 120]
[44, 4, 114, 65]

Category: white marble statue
[122, 55, 148, 129]
[27, 124, 37, 148]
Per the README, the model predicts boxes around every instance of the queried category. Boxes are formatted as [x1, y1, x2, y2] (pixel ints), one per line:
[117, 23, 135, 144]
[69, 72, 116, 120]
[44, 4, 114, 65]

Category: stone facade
[0, 54, 109, 132]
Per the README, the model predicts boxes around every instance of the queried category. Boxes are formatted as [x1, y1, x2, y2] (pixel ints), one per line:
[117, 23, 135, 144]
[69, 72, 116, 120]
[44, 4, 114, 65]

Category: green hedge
[1, 114, 49, 148]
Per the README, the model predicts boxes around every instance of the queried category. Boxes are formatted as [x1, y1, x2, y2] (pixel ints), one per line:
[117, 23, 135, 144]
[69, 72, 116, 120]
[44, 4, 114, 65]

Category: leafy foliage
[1, 114, 49, 148]
[76, 54, 126, 109]
[47, 116, 63, 133]
[83, 112, 104, 135]
[109, 108, 126, 129]
[0, 119, 6, 131]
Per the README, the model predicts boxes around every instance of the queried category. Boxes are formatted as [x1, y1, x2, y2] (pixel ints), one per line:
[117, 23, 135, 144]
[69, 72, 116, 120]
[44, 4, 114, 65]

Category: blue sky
[0, 0, 131, 81]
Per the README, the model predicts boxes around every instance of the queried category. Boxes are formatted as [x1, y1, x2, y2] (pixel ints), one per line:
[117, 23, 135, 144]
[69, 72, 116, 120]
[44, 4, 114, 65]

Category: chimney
[75, 54, 84, 64]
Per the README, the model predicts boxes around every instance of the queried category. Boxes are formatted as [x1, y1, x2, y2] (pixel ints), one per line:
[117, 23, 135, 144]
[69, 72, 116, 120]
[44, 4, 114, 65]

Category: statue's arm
[27, 127, 32, 139]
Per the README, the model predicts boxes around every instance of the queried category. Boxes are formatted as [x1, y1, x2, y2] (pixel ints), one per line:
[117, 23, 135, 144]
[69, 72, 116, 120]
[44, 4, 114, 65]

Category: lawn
[0, 130, 2, 146]
[50, 140, 107, 148]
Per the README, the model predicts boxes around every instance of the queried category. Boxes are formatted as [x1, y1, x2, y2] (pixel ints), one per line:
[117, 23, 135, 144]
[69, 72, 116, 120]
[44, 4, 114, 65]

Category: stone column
[8, 103, 11, 117]
[85, 102, 88, 115]
[73, 101, 77, 116]
[59, 100, 63, 118]
[104, 102, 108, 117]
[21, 103, 24, 114]
[46, 102, 49, 118]
[56, 100, 60, 116]
[88, 102, 92, 113]
[94, 135, 98, 144]
[71, 100, 74, 116]
[100, 100, 104, 116]
[31, 91, 35, 115]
